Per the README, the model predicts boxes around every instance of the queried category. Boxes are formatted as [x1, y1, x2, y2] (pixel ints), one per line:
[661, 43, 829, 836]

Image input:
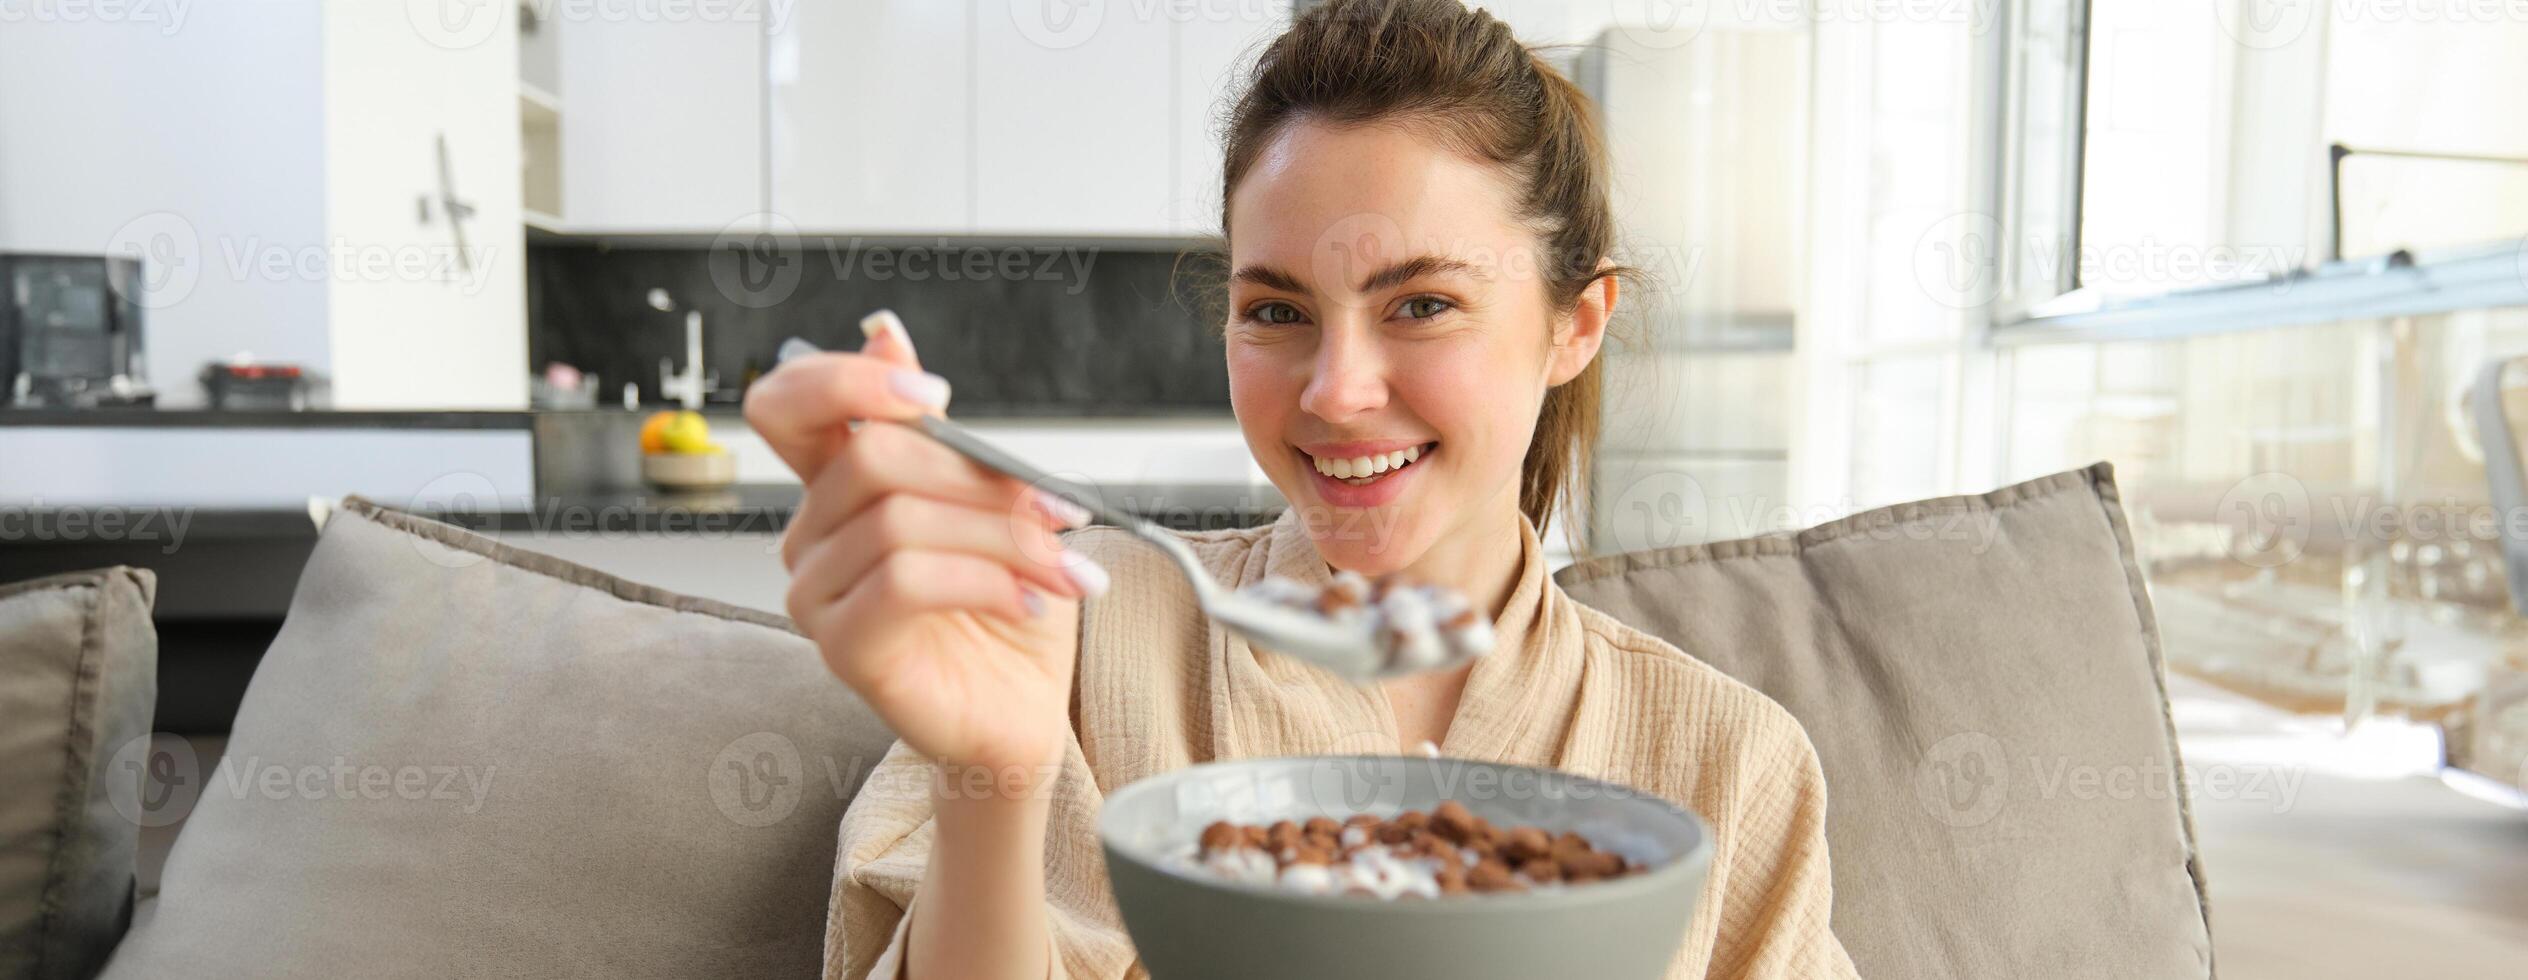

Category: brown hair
[1219, 0, 1626, 543]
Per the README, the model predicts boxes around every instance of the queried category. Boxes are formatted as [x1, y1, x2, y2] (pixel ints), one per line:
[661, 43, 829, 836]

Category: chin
[1291, 506, 1432, 574]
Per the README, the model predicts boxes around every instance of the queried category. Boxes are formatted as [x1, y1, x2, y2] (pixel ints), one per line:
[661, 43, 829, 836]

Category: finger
[856, 309, 923, 372]
[795, 551, 1043, 684]
[785, 495, 1097, 603]
[786, 423, 1082, 560]
[742, 350, 951, 479]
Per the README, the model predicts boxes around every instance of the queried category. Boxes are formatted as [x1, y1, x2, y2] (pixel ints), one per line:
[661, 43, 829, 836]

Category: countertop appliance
[2, 253, 155, 408]
[201, 362, 317, 411]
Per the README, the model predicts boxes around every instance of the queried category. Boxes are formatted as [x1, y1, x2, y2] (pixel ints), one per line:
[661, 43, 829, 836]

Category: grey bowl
[1098, 755, 1712, 980]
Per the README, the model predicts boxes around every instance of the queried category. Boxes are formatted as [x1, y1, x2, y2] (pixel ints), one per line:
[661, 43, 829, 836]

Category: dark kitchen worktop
[0, 406, 1235, 427]
[0, 408, 539, 428]
[1, 481, 1286, 543]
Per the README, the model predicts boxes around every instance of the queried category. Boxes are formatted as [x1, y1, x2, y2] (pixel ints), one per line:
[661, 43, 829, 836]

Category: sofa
[2, 463, 2211, 979]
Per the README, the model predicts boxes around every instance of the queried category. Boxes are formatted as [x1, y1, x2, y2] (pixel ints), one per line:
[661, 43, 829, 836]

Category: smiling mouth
[1301, 443, 1437, 486]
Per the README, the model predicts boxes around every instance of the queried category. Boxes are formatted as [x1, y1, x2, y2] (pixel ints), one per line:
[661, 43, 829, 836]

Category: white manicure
[859, 309, 906, 344]
[1062, 551, 1112, 597]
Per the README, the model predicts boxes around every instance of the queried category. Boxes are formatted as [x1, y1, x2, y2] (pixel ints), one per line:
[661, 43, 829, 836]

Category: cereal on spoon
[1236, 570, 1495, 675]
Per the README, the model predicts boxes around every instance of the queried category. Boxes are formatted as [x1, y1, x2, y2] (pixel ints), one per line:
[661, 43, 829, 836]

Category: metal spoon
[775, 335, 1449, 680]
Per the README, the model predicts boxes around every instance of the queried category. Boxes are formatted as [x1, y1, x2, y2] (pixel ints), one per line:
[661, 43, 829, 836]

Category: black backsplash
[527, 241, 1232, 416]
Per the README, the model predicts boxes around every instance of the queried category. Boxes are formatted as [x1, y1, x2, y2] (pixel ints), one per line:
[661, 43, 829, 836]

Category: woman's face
[1224, 119, 1608, 575]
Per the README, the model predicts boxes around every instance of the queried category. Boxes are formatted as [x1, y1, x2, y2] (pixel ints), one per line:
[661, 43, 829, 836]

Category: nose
[1298, 318, 1388, 422]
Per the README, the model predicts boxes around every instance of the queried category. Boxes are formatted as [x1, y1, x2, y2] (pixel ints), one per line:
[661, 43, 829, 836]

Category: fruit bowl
[637, 409, 736, 490]
[640, 450, 736, 490]
[1098, 755, 1712, 980]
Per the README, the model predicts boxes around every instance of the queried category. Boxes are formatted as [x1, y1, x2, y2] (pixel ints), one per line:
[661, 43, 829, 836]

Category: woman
[745, 2, 1857, 977]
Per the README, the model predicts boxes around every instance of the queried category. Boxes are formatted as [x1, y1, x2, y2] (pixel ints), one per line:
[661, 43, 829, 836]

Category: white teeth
[1308, 444, 1431, 482]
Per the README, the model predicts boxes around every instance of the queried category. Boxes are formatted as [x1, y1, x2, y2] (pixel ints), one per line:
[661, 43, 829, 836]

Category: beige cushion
[0, 567, 157, 980]
[99, 499, 894, 980]
[1555, 463, 2213, 979]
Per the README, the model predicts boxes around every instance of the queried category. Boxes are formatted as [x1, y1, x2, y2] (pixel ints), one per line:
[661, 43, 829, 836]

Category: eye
[1243, 301, 1307, 326]
[1396, 296, 1454, 321]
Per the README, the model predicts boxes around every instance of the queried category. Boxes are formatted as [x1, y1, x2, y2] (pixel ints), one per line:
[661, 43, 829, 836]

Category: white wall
[0, 1, 330, 407]
[2322, 12, 2528, 256]
[321, 1, 529, 409]
[0, 2, 527, 410]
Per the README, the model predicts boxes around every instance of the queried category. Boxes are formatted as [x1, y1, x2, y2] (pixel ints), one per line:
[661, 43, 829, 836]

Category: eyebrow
[1230, 254, 1488, 296]
[1360, 255, 1484, 293]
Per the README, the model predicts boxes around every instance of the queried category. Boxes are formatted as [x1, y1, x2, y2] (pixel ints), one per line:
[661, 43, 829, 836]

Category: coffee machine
[1, 253, 156, 408]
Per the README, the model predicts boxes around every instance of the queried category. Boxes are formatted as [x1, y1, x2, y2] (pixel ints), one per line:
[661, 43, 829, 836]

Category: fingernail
[859, 309, 907, 347]
[888, 369, 951, 410]
[776, 337, 820, 365]
[1060, 551, 1111, 597]
[1021, 590, 1047, 618]
[1033, 490, 1093, 529]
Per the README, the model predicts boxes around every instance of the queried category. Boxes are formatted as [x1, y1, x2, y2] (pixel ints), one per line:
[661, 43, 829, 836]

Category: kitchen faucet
[648, 288, 708, 410]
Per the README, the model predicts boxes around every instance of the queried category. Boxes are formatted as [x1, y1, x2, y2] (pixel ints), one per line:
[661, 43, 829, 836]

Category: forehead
[1226, 119, 1534, 291]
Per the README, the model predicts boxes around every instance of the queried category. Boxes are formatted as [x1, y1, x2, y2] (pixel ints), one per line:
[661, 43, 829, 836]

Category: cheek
[1399, 337, 1543, 460]
[1226, 344, 1298, 438]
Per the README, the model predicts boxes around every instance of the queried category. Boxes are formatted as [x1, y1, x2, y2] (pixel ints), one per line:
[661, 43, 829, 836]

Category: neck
[1331, 494, 1529, 623]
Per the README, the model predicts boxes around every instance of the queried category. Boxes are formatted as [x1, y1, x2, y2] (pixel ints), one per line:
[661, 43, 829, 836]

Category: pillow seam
[31, 580, 105, 979]
[338, 497, 802, 635]
[1554, 465, 2103, 583]
[2088, 469, 2219, 976]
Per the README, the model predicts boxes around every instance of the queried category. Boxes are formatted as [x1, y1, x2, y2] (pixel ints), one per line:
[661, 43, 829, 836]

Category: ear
[1546, 265, 1618, 387]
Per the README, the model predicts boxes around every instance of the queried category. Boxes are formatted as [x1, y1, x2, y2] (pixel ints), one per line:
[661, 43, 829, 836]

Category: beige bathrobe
[826, 509, 1858, 979]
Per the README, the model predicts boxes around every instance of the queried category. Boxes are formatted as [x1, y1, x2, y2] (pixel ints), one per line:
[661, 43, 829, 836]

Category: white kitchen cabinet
[972, 3, 1176, 236]
[559, 10, 765, 233]
[1172, 1, 1293, 236]
[0, 2, 528, 410]
[768, 1, 973, 233]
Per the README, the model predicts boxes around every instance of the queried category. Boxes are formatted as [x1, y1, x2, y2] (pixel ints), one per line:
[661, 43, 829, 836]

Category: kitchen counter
[1, 481, 1283, 542]
[3, 405, 1269, 732]
[0, 408, 536, 428]
[430, 480, 1285, 535]
[1, 478, 1282, 732]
